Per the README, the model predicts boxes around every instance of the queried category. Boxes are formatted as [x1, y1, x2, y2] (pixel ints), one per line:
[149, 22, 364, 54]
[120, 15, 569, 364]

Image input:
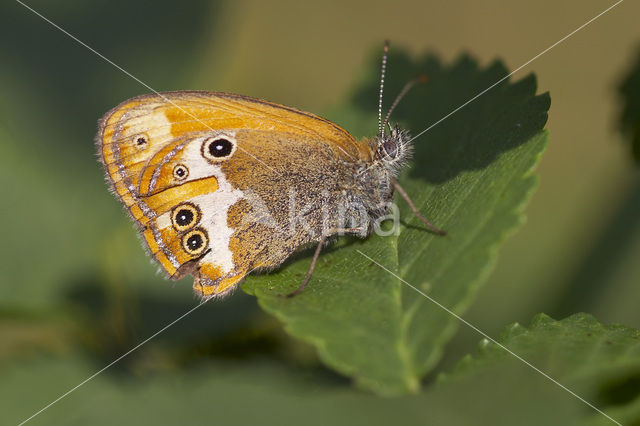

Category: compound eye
[383, 139, 399, 158]
[173, 164, 189, 181]
[182, 228, 208, 256]
[171, 203, 201, 232]
[202, 136, 236, 162]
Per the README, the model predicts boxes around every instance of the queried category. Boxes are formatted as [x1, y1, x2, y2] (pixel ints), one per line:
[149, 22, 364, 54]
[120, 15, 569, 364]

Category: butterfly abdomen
[96, 91, 409, 299]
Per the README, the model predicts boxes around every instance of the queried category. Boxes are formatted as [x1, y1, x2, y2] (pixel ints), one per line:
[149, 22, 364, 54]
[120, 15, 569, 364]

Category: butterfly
[96, 42, 444, 300]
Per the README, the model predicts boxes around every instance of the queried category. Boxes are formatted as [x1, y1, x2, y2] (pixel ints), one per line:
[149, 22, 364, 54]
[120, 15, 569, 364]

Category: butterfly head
[373, 41, 420, 177]
[374, 125, 412, 175]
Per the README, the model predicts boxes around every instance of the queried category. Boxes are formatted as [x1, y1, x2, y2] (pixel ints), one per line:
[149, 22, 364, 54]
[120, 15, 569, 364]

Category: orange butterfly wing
[97, 91, 374, 298]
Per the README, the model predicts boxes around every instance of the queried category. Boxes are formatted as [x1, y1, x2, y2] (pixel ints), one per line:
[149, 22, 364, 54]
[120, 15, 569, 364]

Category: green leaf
[243, 50, 550, 395]
[7, 316, 636, 426]
[443, 313, 640, 425]
[618, 47, 640, 165]
[0, 353, 579, 426]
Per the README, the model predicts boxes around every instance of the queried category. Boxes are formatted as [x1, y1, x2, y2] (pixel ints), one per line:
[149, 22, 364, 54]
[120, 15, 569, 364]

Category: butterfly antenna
[382, 74, 428, 130]
[377, 40, 390, 137]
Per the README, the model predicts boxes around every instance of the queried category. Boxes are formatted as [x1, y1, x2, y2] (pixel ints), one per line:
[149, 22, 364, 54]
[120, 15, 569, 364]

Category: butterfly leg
[392, 178, 447, 236]
[286, 235, 327, 298]
[285, 226, 365, 298]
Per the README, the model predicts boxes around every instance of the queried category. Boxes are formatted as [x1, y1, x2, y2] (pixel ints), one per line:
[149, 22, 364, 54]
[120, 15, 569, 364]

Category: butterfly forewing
[97, 91, 373, 298]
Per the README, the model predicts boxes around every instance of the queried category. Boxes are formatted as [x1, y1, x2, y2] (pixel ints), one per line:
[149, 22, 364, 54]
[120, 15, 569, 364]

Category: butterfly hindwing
[97, 91, 372, 298]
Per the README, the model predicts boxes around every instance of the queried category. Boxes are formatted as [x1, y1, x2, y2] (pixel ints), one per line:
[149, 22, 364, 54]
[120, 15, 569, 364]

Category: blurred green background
[1, 0, 639, 424]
